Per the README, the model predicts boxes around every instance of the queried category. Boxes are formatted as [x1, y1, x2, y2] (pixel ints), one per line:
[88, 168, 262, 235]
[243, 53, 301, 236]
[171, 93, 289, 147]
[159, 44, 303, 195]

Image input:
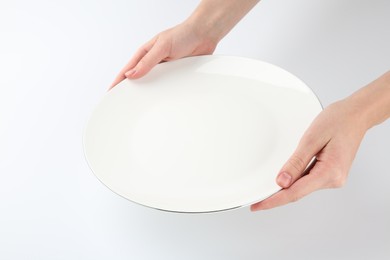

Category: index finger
[109, 39, 155, 90]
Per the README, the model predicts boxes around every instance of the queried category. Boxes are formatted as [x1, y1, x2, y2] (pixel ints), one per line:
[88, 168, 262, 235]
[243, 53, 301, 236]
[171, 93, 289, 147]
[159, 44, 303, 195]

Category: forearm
[346, 71, 390, 130]
[185, 0, 260, 44]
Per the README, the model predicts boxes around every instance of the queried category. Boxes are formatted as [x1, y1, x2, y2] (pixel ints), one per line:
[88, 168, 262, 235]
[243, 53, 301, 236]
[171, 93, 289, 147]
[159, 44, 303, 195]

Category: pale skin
[110, 0, 390, 211]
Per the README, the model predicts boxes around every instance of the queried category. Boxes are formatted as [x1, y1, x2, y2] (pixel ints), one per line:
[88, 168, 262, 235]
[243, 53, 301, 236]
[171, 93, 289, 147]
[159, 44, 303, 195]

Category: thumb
[276, 134, 327, 188]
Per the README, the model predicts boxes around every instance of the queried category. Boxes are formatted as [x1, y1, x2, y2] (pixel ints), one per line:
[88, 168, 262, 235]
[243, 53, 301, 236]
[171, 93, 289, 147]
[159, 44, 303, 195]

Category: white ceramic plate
[83, 55, 322, 213]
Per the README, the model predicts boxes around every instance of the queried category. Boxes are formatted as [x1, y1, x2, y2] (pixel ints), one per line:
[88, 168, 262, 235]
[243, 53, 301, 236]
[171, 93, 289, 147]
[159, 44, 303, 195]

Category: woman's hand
[109, 22, 217, 89]
[251, 100, 366, 210]
[109, 0, 261, 89]
[251, 71, 390, 211]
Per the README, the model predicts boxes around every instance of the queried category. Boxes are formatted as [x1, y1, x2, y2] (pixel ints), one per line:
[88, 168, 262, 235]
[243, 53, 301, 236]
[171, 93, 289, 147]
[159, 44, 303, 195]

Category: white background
[0, 0, 389, 259]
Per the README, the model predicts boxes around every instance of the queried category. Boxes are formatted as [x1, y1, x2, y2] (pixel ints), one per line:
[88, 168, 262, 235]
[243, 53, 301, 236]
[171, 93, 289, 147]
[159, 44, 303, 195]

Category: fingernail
[125, 69, 136, 77]
[277, 172, 292, 188]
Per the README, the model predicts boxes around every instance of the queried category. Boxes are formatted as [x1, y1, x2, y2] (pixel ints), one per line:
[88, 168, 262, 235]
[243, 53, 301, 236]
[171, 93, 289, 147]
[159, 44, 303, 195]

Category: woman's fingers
[250, 119, 331, 211]
[251, 161, 328, 211]
[109, 22, 218, 89]
[126, 40, 170, 79]
[276, 126, 330, 189]
[109, 39, 156, 89]
[249, 98, 371, 212]
[109, 72, 127, 90]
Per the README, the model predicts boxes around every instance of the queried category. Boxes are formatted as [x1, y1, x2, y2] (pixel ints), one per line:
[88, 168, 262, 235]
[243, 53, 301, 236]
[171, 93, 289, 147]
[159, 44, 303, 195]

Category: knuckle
[137, 59, 146, 67]
[287, 154, 306, 174]
[154, 35, 170, 49]
[328, 172, 347, 188]
[302, 131, 316, 146]
[136, 59, 150, 72]
[290, 193, 303, 203]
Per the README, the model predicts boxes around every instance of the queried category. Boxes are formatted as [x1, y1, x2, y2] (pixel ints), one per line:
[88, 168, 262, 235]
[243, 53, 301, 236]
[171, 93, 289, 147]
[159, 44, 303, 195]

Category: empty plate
[83, 55, 322, 213]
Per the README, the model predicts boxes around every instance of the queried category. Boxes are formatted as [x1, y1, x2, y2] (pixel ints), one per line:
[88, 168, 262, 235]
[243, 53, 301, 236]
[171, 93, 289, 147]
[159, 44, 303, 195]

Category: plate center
[128, 82, 276, 187]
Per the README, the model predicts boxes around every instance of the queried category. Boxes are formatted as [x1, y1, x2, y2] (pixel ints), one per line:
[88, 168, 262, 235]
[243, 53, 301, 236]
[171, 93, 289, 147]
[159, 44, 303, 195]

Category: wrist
[345, 71, 390, 131]
[184, 8, 225, 47]
[184, 0, 260, 47]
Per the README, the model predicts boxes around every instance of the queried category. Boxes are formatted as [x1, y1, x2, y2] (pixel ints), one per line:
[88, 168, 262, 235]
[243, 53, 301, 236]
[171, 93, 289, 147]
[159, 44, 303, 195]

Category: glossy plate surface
[83, 56, 322, 213]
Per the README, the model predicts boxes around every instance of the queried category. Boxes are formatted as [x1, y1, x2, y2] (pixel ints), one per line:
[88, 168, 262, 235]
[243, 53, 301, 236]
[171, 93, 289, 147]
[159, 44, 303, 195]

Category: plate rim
[82, 54, 323, 213]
